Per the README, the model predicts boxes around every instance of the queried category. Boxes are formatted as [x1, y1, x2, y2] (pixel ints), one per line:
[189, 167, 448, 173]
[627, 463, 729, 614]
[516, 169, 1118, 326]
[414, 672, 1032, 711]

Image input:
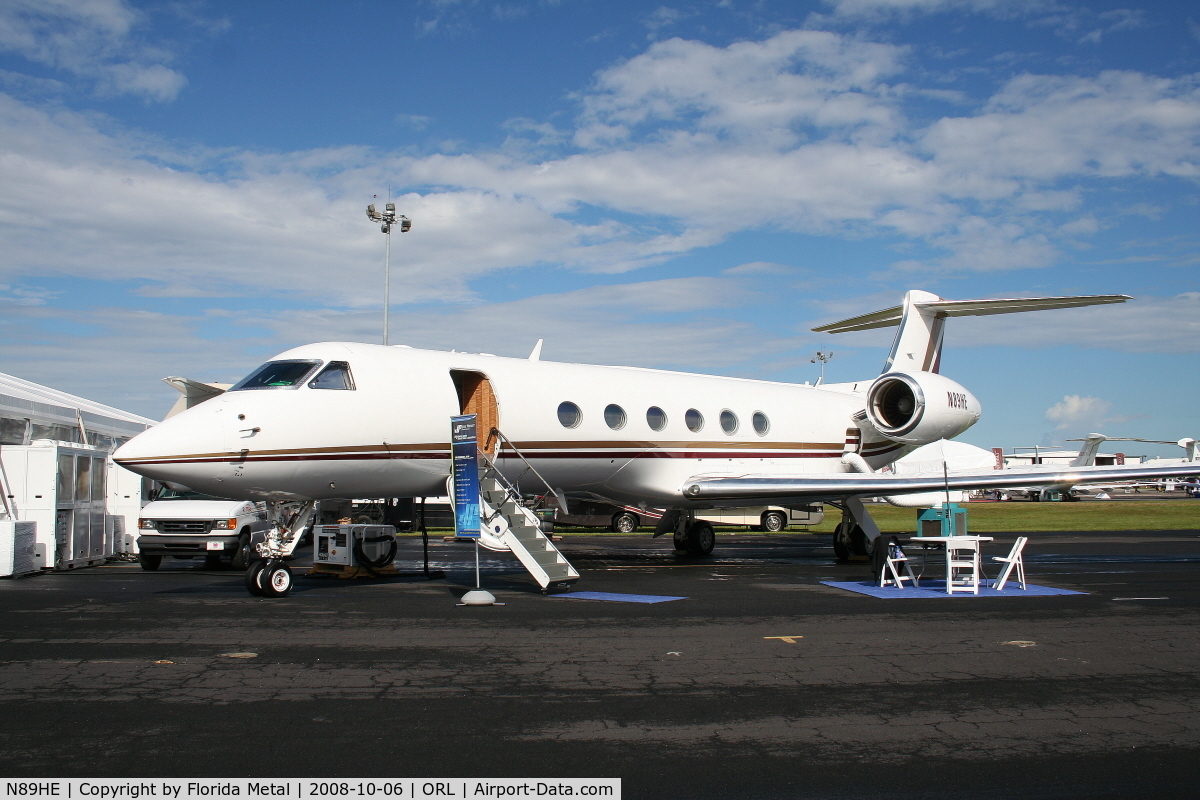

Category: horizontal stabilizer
[811, 290, 1131, 375]
[812, 294, 1131, 334]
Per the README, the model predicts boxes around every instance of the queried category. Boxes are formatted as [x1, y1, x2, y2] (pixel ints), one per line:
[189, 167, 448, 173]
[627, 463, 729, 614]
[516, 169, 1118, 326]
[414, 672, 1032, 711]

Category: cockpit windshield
[229, 359, 322, 391]
[309, 361, 355, 390]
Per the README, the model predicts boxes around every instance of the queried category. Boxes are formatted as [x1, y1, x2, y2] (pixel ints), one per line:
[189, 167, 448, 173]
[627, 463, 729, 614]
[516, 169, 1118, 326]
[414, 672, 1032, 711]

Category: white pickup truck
[135, 487, 269, 571]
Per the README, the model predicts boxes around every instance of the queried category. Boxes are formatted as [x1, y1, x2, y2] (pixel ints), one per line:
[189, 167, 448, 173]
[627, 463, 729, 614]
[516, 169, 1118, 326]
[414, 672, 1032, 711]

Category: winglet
[528, 339, 544, 362]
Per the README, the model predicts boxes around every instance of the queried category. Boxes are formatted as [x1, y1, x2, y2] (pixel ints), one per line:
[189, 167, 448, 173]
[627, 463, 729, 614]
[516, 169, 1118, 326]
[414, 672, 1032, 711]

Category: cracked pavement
[1, 528, 1199, 799]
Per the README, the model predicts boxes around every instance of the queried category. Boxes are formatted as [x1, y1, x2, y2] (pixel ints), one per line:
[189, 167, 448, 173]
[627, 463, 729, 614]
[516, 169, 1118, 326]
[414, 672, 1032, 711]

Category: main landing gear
[832, 521, 870, 561]
[672, 518, 716, 556]
[831, 498, 881, 563]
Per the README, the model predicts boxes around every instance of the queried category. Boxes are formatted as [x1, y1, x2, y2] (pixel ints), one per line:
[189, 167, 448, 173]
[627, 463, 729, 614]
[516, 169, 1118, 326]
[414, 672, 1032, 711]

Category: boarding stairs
[476, 443, 579, 592]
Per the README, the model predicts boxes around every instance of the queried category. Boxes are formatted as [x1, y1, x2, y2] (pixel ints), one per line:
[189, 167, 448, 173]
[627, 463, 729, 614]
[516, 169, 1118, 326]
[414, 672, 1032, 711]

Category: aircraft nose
[112, 405, 227, 485]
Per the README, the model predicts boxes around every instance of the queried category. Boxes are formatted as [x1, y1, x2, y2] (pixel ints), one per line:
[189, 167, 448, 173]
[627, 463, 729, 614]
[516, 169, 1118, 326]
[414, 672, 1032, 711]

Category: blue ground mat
[548, 591, 688, 604]
[820, 579, 1085, 598]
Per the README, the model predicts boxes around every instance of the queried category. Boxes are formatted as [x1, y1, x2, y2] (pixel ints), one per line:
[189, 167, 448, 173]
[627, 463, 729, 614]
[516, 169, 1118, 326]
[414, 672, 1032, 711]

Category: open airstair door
[477, 460, 579, 593]
[451, 370, 500, 454]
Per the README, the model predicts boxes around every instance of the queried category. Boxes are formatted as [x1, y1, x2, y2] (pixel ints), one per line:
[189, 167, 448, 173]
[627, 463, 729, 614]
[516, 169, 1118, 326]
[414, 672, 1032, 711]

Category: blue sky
[0, 0, 1196, 457]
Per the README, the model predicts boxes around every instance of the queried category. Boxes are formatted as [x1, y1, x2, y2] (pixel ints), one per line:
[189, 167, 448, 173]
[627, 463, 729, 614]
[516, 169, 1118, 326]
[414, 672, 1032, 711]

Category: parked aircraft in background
[113, 289, 1200, 584]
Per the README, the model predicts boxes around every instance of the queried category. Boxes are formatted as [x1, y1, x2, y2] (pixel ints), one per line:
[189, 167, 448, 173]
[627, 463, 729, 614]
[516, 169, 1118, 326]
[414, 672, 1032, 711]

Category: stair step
[477, 462, 578, 589]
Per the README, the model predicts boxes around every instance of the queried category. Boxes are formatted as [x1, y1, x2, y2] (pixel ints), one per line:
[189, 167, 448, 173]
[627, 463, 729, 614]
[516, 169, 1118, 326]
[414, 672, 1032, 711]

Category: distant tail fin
[1069, 433, 1108, 467]
[812, 291, 1131, 375]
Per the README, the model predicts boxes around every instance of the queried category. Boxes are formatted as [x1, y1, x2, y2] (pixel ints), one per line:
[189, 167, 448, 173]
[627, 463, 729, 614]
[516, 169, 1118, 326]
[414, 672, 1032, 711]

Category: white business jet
[113, 289, 1200, 592]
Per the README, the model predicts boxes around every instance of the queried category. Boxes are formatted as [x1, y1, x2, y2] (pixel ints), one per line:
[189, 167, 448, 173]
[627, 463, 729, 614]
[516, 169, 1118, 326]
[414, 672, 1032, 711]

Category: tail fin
[812, 290, 1131, 375]
[1069, 433, 1108, 467]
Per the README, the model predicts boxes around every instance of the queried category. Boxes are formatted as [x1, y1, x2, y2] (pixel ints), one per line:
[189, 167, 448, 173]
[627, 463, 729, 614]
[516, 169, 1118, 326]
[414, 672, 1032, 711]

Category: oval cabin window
[720, 410, 738, 434]
[685, 408, 704, 432]
[604, 404, 627, 430]
[646, 406, 667, 432]
[753, 411, 770, 436]
[558, 401, 582, 429]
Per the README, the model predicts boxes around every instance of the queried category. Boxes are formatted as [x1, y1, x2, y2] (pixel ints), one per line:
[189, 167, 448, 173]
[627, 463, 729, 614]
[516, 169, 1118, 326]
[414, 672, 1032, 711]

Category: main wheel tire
[611, 512, 639, 533]
[761, 511, 787, 532]
[138, 554, 162, 571]
[832, 522, 853, 561]
[673, 527, 688, 551]
[230, 533, 251, 570]
[850, 524, 870, 556]
[685, 520, 716, 556]
[259, 560, 293, 597]
[244, 560, 267, 597]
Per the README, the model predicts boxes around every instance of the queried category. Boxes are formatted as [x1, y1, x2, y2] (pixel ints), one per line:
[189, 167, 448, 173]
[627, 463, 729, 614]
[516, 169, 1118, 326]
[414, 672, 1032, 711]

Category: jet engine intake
[865, 371, 980, 446]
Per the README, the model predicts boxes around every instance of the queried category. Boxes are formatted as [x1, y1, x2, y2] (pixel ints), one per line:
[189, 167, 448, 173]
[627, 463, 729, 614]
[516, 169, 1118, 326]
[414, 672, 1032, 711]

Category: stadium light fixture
[365, 201, 412, 345]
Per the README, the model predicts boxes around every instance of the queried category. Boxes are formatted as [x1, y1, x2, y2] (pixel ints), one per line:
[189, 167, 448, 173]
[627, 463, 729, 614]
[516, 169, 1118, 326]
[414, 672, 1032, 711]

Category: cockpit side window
[309, 361, 355, 390]
[229, 359, 322, 391]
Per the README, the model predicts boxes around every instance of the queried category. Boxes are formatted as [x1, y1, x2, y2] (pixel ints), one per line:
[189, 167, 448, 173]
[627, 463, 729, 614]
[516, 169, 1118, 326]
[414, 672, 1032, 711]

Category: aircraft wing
[682, 463, 1200, 504]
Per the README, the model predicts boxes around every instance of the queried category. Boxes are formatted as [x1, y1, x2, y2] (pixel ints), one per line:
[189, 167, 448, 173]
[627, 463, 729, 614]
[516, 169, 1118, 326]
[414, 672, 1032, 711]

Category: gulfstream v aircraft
[113, 290, 1200, 582]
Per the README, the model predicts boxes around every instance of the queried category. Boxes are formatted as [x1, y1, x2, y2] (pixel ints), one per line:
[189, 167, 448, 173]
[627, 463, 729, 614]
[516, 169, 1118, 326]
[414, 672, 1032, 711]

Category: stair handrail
[487, 427, 565, 510]
[477, 453, 522, 526]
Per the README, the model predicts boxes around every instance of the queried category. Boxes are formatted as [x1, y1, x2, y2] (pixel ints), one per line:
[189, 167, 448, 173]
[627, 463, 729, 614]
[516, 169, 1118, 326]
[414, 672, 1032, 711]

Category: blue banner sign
[451, 414, 480, 538]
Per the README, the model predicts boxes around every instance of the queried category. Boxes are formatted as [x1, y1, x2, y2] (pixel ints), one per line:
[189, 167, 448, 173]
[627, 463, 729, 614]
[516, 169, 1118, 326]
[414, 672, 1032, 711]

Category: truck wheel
[761, 511, 787, 532]
[611, 512, 639, 533]
[259, 560, 293, 597]
[245, 561, 267, 596]
[138, 554, 162, 571]
[230, 534, 251, 570]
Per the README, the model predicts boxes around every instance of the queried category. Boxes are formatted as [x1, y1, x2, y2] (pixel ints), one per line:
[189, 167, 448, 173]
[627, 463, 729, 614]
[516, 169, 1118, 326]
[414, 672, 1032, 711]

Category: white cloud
[0, 0, 187, 102]
[1044, 394, 1128, 431]
[924, 72, 1200, 182]
[575, 30, 907, 147]
[1, 26, 1199, 317]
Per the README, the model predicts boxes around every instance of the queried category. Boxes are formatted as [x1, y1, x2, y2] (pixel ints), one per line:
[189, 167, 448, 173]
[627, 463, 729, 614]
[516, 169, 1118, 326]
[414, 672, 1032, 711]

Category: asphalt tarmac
[2, 526, 1200, 799]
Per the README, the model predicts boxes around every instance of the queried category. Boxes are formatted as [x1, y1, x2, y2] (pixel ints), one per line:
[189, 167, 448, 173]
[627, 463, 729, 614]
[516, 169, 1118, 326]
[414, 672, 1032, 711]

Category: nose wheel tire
[245, 560, 267, 596]
[259, 560, 293, 597]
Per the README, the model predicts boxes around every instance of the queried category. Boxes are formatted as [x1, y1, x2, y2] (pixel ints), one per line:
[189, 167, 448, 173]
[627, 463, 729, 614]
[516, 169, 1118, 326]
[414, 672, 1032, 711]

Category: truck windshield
[154, 487, 229, 501]
[229, 359, 322, 391]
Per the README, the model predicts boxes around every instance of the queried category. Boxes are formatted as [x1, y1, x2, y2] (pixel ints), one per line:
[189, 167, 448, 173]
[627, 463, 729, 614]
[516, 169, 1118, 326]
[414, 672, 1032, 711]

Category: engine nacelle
[865, 371, 981, 446]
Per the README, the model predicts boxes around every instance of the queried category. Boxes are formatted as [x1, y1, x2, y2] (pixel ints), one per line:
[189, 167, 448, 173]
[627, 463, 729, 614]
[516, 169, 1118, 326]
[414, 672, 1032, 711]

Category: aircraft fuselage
[114, 342, 909, 508]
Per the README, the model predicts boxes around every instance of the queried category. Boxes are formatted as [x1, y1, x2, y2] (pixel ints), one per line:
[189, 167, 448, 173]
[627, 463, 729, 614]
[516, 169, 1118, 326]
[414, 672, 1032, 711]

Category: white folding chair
[945, 538, 981, 594]
[879, 538, 918, 589]
[991, 536, 1028, 590]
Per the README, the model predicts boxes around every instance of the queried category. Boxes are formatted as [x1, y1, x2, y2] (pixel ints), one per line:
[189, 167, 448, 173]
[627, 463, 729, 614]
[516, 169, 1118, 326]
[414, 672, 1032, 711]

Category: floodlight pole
[811, 350, 834, 384]
[365, 202, 412, 346]
[383, 229, 392, 346]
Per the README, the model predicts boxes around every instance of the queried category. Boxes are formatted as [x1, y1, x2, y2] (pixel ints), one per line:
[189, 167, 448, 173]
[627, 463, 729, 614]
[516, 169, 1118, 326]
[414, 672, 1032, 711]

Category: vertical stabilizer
[1069, 433, 1108, 467]
[884, 290, 946, 374]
